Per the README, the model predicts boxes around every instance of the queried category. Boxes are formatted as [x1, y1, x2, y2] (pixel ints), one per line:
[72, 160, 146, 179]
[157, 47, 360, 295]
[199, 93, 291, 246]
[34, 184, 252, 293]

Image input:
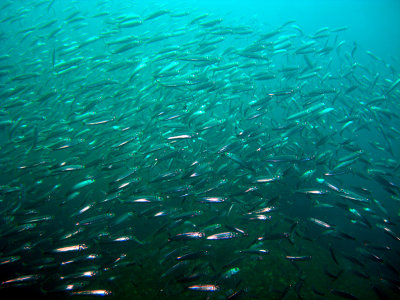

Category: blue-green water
[0, 1, 399, 299]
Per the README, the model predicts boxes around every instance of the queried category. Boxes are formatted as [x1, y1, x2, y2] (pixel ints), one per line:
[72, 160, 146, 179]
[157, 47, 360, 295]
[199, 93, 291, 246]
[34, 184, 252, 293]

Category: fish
[144, 9, 170, 21]
[187, 284, 220, 292]
[168, 232, 205, 242]
[285, 256, 312, 261]
[0, 1, 399, 299]
[71, 290, 112, 296]
[385, 78, 400, 95]
[207, 232, 239, 240]
[331, 289, 359, 300]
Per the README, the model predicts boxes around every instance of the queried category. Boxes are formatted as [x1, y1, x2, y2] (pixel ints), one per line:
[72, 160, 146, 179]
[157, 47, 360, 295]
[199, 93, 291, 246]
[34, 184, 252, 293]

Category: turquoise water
[0, 1, 399, 299]
[187, 0, 400, 61]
